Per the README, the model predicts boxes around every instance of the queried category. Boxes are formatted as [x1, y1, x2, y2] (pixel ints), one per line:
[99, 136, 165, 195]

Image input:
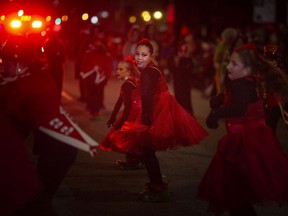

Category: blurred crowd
[61, 21, 288, 118]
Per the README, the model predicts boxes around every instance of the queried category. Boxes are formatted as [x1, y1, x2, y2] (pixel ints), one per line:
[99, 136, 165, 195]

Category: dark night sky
[1, 0, 287, 36]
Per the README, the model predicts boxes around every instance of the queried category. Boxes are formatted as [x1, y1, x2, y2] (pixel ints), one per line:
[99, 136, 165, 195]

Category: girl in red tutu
[100, 57, 143, 170]
[112, 38, 208, 202]
[198, 44, 288, 216]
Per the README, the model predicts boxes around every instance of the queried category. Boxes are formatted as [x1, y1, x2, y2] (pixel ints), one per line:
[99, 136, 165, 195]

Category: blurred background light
[31, 20, 42, 29]
[153, 11, 162, 20]
[17, 10, 24, 17]
[91, 16, 98, 24]
[11, 20, 21, 28]
[129, 16, 136, 24]
[82, 13, 89, 21]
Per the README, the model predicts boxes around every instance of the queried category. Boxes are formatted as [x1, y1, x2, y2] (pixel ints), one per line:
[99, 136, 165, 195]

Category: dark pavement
[49, 60, 288, 216]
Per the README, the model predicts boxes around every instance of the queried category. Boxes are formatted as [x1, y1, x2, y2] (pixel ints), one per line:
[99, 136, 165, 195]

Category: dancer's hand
[107, 116, 116, 128]
[206, 110, 219, 129]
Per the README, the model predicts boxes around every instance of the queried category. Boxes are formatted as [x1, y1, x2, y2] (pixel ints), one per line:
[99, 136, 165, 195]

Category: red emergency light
[2, 12, 46, 36]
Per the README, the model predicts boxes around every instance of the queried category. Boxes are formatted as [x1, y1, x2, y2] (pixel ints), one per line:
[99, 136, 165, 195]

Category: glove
[209, 93, 224, 109]
[114, 122, 122, 130]
[205, 110, 219, 129]
[106, 116, 116, 128]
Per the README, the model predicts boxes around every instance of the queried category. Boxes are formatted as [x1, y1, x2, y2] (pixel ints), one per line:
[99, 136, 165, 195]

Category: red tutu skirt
[198, 125, 288, 213]
[110, 91, 208, 155]
[100, 104, 142, 153]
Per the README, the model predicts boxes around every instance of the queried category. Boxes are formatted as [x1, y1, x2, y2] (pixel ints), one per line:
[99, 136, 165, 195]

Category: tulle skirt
[197, 125, 288, 213]
[110, 91, 208, 155]
[100, 105, 142, 153]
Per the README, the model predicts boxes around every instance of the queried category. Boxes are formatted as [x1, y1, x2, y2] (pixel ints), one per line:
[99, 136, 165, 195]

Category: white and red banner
[39, 106, 98, 156]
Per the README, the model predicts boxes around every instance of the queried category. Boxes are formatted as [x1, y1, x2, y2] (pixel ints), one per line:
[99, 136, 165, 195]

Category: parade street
[50, 60, 288, 216]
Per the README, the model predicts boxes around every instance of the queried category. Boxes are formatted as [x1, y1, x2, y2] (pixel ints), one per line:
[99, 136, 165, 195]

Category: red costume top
[100, 78, 141, 153]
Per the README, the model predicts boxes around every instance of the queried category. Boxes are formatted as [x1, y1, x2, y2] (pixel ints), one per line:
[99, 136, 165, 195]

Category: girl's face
[116, 62, 130, 80]
[134, 45, 153, 69]
[226, 52, 251, 80]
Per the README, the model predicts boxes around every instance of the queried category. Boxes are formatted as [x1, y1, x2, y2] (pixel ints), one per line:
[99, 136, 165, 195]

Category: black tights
[142, 147, 163, 184]
[229, 204, 257, 216]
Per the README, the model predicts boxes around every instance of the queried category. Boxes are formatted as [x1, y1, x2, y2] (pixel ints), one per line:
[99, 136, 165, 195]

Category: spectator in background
[74, 25, 101, 102]
[168, 40, 194, 115]
[157, 31, 174, 82]
[122, 25, 142, 58]
[80, 36, 113, 120]
[197, 39, 215, 98]
[143, 23, 160, 65]
[43, 30, 66, 101]
[211, 28, 238, 96]
[106, 33, 123, 78]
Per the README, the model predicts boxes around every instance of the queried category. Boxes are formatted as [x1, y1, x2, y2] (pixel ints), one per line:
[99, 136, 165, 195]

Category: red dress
[111, 64, 208, 155]
[100, 78, 142, 153]
[198, 93, 288, 213]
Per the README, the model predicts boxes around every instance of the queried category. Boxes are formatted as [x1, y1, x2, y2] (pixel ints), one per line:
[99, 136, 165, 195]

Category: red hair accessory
[124, 54, 136, 66]
[125, 54, 134, 62]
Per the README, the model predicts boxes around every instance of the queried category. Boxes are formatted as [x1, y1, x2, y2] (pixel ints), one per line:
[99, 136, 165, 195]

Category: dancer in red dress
[100, 57, 143, 169]
[113, 38, 208, 202]
[198, 44, 288, 216]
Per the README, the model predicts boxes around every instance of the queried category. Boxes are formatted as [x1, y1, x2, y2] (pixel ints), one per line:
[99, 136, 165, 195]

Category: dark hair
[229, 32, 248, 54]
[235, 44, 288, 101]
[136, 38, 154, 54]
